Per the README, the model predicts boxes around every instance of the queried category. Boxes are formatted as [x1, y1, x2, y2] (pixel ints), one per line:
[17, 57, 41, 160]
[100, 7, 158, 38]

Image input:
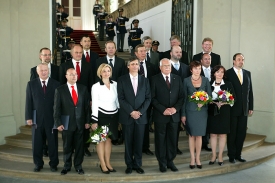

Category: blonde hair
[97, 63, 112, 79]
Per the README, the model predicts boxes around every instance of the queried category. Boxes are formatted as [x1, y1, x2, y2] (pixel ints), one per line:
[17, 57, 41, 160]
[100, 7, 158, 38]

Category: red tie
[76, 61, 81, 80]
[85, 52, 90, 62]
[42, 81, 46, 94]
[71, 86, 78, 106]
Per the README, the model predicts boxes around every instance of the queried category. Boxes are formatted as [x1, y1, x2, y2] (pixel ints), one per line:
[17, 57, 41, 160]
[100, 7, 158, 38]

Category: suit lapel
[64, 84, 75, 105]
[159, 73, 170, 91]
[36, 78, 44, 96]
[127, 75, 136, 96]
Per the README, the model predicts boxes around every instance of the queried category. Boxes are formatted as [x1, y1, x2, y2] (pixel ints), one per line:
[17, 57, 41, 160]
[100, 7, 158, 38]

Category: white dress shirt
[67, 82, 78, 96]
[39, 77, 49, 87]
[139, 59, 147, 78]
[107, 55, 115, 66]
[233, 67, 243, 83]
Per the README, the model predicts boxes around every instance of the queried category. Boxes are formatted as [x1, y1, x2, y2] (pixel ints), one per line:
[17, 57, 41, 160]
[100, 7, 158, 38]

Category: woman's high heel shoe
[107, 166, 117, 172]
[100, 165, 110, 174]
[209, 160, 216, 165]
[218, 162, 224, 166]
[196, 165, 202, 169]
[189, 165, 195, 169]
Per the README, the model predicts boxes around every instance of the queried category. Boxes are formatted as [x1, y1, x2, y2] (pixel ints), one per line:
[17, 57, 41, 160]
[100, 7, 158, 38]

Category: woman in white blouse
[91, 63, 119, 174]
[207, 65, 235, 166]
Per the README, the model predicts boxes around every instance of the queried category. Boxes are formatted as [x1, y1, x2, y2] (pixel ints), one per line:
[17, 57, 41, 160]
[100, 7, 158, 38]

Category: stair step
[0, 142, 274, 182]
[1, 133, 266, 167]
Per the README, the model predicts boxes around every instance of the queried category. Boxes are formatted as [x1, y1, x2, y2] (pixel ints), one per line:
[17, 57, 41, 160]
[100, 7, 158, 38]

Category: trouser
[117, 33, 125, 51]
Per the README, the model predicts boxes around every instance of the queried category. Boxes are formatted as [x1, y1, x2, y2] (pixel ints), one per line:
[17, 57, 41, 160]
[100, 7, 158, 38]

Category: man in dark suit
[200, 53, 212, 151]
[30, 47, 59, 81]
[170, 45, 190, 155]
[142, 36, 160, 67]
[192, 37, 221, 68]
[135, 44, 157, 156]
[226, 53, 253, 163]
[25, 63, 59, 172]
[151, 58, 184, 172]
[116, 8, 129, 52]
[117, 57, 151, 174]
[54, 68, 91, 175]
[80, 35, 99, 79]
[30, 47, 59, 158]
[96, 40, 126, 81]
[59, 44, 93, 157]
[159, 35, 189, 65]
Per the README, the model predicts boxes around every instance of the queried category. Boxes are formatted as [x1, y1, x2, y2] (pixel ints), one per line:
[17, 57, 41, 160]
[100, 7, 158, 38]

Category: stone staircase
[0, 125, 274, 182]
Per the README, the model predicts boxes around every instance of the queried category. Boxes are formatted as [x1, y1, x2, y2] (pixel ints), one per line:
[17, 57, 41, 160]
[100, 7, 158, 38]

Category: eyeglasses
[41, 54, 52, 56]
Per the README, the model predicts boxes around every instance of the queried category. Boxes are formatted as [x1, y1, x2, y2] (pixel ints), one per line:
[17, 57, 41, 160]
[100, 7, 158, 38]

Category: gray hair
[159, 58, 171, 66]
[36, 63, 49, 71]
[142, 36, 152, 44]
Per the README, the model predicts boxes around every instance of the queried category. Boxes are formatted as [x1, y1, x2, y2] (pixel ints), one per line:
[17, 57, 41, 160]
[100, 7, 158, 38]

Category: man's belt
[62, 36, 71, 39]
[131, 38, 141, 40]
[119, 24, 125, 26]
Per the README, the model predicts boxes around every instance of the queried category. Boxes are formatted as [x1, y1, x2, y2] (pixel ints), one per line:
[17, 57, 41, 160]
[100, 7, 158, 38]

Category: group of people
[25, 34, 253, 176]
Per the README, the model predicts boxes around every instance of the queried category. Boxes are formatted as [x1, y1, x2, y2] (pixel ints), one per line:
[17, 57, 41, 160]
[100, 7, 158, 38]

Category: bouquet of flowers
[189, 90, 212, 111]
[216, 90, 234, 106]
[88, 125, 112, 144]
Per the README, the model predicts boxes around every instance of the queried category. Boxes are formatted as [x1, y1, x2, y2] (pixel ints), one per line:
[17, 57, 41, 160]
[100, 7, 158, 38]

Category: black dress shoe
[76, 169, 84, 175]
[196, 165, 202, 169]
[143, 149, 154, 155]
[134, 167, 144, 174]
[107, 166, 116, 172]
[125, 167, 132, 174]
[177, 148, 183, 155]
[50, 166, 57, 172]
[235, 157, 246, 162]
[84, 148, 92, 157]
[229, 158, 236, 163]
[189, 165, 195, 169]
[218, 162, 224, 166]
[34, 166, 43, 172]
[167, 165, 178, 172]
[100, 165, 110, 174]
[159, 166, 167, 173]
[61, 168, 71, 175]
[202, 146, 212, 151]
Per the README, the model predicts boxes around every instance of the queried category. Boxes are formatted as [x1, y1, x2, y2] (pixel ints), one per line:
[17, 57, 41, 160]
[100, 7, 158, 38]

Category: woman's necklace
[191, 76, 201, 81]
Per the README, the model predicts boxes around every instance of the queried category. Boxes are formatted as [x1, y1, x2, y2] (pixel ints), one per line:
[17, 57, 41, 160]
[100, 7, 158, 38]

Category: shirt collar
[40, 77, 49, 84]
[99, 79, 113, 85]
[212, 79, 225, 86]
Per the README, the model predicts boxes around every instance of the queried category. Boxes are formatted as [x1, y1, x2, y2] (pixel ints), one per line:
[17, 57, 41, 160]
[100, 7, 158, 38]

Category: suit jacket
[53, 83, 90, 131]
[25, 78, 60, 128]
[96, 56, 126, 81]
[151, 73, 184, 123]
[117, 74, 151, 125]
[181, 76, 212, 116]
[59, 59, 94, 96]
[160, 49, 189, 65]
[171, 62, 191, 82]
[226, 68, 253, 116]
[149, 50, 159, 66]
[30, 64, 59, 81]
[192, 52, 221, 68]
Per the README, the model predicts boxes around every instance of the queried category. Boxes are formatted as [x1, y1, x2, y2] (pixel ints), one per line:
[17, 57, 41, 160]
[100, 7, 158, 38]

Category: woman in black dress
[208, 65, 235, 166]
[91, 64, 119, 174]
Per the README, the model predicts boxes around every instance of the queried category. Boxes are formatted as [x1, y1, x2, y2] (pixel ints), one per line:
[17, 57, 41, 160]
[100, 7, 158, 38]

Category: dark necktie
[146, 52, 151, 63]
[85, 52, 90, 62]
[42, 81, 46, 94]
[165, 76, 170, 89]
[76, 62, 81, 80]
[109, 59, 114, 68]
[71, 86, 78, 106]
[139, 62, 144, 76]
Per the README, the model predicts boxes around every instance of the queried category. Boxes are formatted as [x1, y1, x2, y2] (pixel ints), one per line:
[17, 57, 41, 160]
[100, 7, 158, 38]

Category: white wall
[195, 0, 275, 142]
[82, 0, 95, 30]
[0, 0, 51, 144]
[115, 0, 172, 52]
